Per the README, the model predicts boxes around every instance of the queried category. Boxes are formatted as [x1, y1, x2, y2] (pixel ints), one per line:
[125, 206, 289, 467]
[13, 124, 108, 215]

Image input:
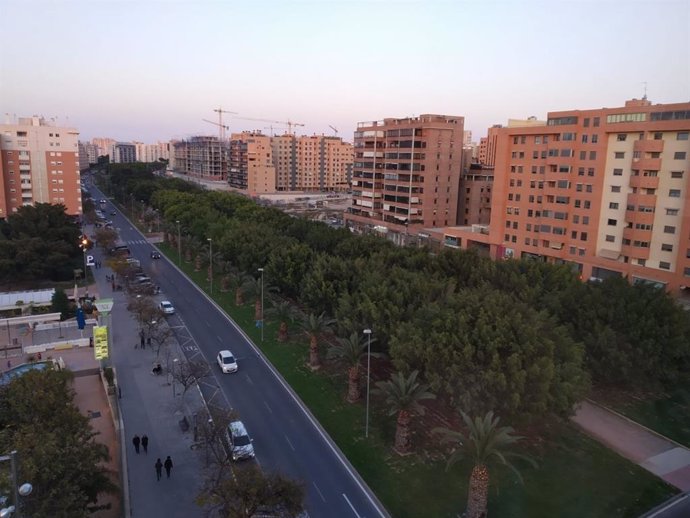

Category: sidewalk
[91, 240, 207, 518]
[572, 400, 690, 491]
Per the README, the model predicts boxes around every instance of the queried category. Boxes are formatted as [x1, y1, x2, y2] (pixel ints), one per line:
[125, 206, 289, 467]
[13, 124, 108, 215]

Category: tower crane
[233, 116, 305, 136]
[328, 125, 338, 136]
[211, 107, 238, 141]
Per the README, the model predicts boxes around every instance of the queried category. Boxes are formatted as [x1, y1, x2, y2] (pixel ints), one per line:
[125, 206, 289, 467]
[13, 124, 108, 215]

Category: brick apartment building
[0, 116, 82, 218]
[229, 132, 276, 195]
[430, 99, 690, 297]
[345, 114, 465, 245]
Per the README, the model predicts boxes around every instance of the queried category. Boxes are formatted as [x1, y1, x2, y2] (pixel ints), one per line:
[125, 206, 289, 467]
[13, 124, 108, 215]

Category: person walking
[132, 434, 140, 454]
[155, 458, 163, 481]
[164, 456, 173, 478]
[139, 330, 145, 349]
[141, 434, 148, 454]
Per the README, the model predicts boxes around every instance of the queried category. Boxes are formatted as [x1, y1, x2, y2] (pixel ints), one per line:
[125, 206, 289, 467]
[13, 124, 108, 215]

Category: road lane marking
[263, 401, 273, 414]
[343, 494, 361, 517]
[205, 320, 211, 327]
[217, 335, 223, 342]
[284, 435, 295, 451]
[245, 374, 254, 385]
[312, 481, 326, 502]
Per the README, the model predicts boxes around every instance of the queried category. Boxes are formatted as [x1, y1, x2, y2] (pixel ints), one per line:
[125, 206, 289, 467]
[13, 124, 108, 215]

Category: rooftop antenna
[642, 81, 648, 100]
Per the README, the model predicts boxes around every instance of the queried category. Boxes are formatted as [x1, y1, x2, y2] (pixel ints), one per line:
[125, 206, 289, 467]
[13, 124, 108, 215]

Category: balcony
[633, 139, 664, 153]
[631, 158, 661, 171]
[629, 175, 659, 190]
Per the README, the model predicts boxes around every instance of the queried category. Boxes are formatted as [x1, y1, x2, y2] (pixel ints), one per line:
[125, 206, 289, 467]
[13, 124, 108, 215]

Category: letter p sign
[86, 255, 95, 267]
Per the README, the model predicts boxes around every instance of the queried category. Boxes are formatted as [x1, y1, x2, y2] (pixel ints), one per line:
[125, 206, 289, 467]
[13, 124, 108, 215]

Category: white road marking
[245, 374, 254, 385]
[343, 494, 361, 517]
[284, 435, 295, 451]
[205, 320, 211, 327]
[312, 481, 326, 502]
[263, 401, 273, 414]
[217, 335, 223, 342]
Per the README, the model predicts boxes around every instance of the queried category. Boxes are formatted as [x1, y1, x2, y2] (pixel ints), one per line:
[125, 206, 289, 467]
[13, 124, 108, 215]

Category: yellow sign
[94, 326, 109, 360]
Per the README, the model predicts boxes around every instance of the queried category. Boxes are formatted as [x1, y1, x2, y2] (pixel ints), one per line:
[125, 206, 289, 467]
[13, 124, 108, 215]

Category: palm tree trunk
[466, 464, 490, 518]
[394, 410, 411, 455]
[194, 255, 201, 272]
[278, 321, 288, 342]
[254, 298, 261, 321]
[309, 335, 321, 370]
[346, 365, 360, 403]
[235, 288, 244, 306]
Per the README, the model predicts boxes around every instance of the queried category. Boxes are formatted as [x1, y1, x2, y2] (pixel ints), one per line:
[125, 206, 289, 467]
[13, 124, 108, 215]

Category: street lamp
[0, 451, 33, 518]
[176, 220, 181, 265]
[258, 268, 264, 342]
[363, 329, 372, 438]
[171, 358, 179, 396]
[207, 238, 213, 294]
[129, 193, 134, 217]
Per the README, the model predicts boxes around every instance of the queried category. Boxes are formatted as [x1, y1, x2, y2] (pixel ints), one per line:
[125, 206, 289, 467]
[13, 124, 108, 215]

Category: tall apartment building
[345, 114, 465, 244]
[78, 141, 98, 171]
[110, 142, 137, 163]
[431, 99, 690, 297]
[229, 132, 276, 195]
[0, 116, 81, 217]
[172, 136, 227, 180]
[134, 141, 170, 163]
[91, 137, 116, 159]
[459, 163, 494, 226]
[271, 135, 352, 192]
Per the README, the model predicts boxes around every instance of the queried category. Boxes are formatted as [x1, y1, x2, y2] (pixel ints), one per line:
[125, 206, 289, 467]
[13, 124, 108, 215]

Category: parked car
[216, 350, 238, 373]
[150, 251, 161, 259]
[226, 420, 255, 461]
[159, 301, 175, 315]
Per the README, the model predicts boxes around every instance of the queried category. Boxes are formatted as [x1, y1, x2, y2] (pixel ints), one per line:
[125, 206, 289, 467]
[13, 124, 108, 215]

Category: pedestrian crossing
[125, 239, 150, 246]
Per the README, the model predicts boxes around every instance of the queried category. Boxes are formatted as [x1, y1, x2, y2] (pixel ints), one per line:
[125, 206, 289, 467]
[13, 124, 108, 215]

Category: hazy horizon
[1, 0, 688, 144]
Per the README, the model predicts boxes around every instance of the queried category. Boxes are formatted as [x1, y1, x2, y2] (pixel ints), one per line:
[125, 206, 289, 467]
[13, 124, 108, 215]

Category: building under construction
[172, 136, 228, 181]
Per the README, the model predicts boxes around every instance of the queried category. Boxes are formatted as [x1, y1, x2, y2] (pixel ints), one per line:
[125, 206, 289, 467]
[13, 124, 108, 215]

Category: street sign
[94, 326, 109, 360]
[86, 255, 95, 267]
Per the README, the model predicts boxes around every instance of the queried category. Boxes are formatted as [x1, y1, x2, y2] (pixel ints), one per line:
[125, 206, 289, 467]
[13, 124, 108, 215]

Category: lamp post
[257, 268, 264, 342]
[0, 450, 33, 518]
[363, 328, 372, 438]
[171, 358, 179, 396]
[129, 193, 134, 217]
[176, 220, 181, 265]
[207, 238, 213, 294]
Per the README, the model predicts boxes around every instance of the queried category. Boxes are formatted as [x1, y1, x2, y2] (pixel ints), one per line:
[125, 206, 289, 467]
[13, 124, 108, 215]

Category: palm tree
[265, 300, 296, 342]
[234, 273, 255, 306]
[327, 332, 379, 403]
[219, 261, 236, 293]
[433, 411, 536, 518]
[299, 312, 336, 370]
[374, 370, 435, 455]
[199, 247, 223, 282]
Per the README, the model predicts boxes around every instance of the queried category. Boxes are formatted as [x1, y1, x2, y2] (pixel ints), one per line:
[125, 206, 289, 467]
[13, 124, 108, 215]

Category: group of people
[132, 434, 174, 480]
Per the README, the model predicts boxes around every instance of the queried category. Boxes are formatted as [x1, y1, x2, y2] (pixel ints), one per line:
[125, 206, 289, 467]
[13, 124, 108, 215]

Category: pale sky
[1, 0, 689, 144]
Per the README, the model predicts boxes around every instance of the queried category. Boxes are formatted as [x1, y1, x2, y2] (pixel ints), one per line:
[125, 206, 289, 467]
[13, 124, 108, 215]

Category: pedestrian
[155, 458, 163, 481]
[141, 434, 148, 454]
[37, 352, 42, 361]
[140, 330, 145, 349]
[6, 360, 10, 370]
[111, 280, 115, 291]
[132, 434, 140, 454]
[164, 456, 173, 478]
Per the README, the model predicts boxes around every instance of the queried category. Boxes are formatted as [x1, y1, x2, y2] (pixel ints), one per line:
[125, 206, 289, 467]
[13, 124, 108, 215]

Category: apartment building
[172, 136, 227, 180]
[78, 141, 98, 171]
[271, 135, 352, 192]
[110, 142, 136, 163]
[134, 141, 170, 163]
[229, 132, 276, 195]
[430, 99, 690, 296]
[345, 114, 465, 244]
[459, 163, 494, 226]
[91, 137, 116, 159]
[0, 116, 81, 218]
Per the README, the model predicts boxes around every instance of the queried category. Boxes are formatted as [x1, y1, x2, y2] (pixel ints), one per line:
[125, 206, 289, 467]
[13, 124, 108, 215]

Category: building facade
[172, 136, 227, 180]
[134, 141, 170, 163]
[431, 99, 690, 297]
[0, 116, 81, 218]
[345, 114, 465, 244]
[459, 163, 494, 226]
[229, 132, 276, 195]
[110, 142, 137, 164]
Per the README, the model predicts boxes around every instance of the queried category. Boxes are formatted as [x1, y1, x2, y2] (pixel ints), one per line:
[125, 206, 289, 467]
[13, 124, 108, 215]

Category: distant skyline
[1, 0, 689, 143]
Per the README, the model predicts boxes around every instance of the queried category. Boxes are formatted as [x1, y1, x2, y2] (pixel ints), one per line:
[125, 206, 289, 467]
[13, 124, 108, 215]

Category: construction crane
[233, 116, 305, 136]
[328, 125, 338, 136]
[211, 107, 238, 141]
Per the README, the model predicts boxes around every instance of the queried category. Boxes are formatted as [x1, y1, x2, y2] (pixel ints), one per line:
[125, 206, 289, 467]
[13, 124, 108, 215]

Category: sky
[1, 0, 689, 144]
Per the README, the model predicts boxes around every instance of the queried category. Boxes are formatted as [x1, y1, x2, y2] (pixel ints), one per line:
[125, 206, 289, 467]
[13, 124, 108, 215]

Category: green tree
[93, 227, 119, 252]
[299, 312, 336, 370]
[327, 332, 379, 403]
[50, 288, 72, 320]
[374, 370, 435, 454]
[0, 369, 117, 518]
[433, 410, 536, 518]
[265, 300, 297, 343]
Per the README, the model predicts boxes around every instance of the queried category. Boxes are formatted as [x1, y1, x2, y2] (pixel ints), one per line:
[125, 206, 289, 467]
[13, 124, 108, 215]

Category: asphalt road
[92, 185, 390, 518]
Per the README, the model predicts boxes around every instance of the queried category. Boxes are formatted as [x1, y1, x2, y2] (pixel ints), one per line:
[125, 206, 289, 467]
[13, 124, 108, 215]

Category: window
[661, 244, 673, 252]
[582, 135, 588, 143]
[593, 117, 600, 127]
[611, 185, 621, 193]
[671, 171, 684, 179]
[677, 132, 689, 140]
[674, 152, 687, 160]
[669, 189, 681, 197]
[617, 134, 627, 141]
[591, 134, 599, 143]
[685, 268, 690, 277]
[580, 232, 588, 241]
[614, 152, 625, 159]
[607, 219, 617, 226]
[605, 235, 615, 243]
[584, 118, 590, 127]
[659, 261, 671, 270]
[663, 225, 676, 234]
[666, 208, 679, 216]
[654, 132, 663, 140]
[609, 202, 619, 209]
[613, 168, 623, 176]
[579, 151, 587, 160]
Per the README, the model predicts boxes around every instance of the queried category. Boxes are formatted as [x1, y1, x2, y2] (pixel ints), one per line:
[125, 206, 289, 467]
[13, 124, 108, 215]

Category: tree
[197, 464, 305, 518]
[195, 406, 239, 471]
[51, 288, 73, 320]
[433, 410, 536, 518]
[299, 312, 336, 370]
[327, 332, 379, 403]
[0, 369, 118, 518]
[265, 300, 296, 343]
[172, 360, 210, 399]
[373, 370, 435, 454]
[93, 227, 119, 252]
